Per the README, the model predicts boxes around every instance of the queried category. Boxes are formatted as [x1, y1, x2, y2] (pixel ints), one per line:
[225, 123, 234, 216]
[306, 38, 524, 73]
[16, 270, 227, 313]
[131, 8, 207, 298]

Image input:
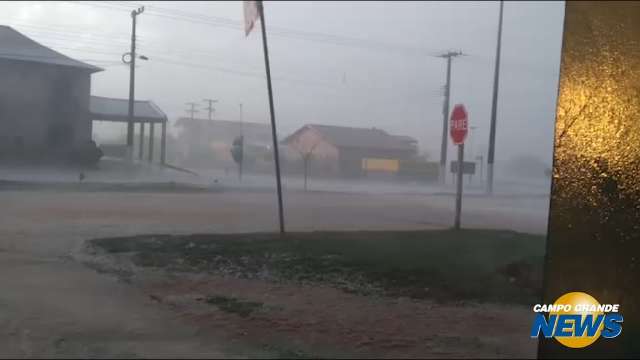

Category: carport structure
[90, 95, 168, 164]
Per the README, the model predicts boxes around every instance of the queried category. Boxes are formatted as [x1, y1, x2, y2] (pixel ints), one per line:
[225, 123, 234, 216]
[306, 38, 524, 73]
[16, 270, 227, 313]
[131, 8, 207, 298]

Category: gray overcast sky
[0, 1, 565, 168]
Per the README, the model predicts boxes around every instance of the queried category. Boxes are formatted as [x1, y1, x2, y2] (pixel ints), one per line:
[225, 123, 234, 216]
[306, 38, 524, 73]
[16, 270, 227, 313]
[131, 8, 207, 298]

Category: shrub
[69, 140, 103, 167]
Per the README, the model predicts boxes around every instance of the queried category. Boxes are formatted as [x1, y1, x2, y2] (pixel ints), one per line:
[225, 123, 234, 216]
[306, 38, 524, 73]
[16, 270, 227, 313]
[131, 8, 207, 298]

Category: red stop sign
[450, 104, 468, 145]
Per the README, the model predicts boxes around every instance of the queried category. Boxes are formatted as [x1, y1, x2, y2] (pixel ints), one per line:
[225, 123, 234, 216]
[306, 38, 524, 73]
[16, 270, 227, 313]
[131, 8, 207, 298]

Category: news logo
[530, 292, 623, 348]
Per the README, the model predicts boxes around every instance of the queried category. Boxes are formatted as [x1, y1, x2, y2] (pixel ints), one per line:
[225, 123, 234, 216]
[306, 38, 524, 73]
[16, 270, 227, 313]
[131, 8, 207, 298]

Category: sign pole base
[454, 143, 464, 230]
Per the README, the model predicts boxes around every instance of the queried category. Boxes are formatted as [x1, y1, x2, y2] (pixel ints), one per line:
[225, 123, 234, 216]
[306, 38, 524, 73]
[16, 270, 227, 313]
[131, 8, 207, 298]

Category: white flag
[243, 1, 260, 37]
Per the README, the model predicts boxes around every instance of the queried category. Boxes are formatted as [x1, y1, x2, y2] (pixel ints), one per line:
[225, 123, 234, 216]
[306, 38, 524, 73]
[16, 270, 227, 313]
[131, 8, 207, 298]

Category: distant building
[0, 25, 103, 162]
[282, 124, 418, 177]
[174, 117, 273, 169]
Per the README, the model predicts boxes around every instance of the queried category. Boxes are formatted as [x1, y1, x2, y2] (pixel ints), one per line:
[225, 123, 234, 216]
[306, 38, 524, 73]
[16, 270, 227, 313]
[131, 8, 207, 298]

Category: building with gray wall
[0, 25, 102, 162]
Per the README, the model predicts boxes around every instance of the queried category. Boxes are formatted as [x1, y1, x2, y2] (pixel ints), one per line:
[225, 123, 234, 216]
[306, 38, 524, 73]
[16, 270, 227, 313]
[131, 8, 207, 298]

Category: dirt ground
[0, 252, 231, 358]
[0, 188, 546, 358]
[137, 271, 538, 358]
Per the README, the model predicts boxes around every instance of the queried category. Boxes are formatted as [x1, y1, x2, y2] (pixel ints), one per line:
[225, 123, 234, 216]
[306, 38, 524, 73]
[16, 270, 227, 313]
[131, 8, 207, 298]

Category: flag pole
[257, 1, 286, 234]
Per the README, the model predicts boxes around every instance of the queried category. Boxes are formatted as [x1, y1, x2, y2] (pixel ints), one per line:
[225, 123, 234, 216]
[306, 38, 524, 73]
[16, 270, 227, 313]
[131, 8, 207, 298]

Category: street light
[122, 53, 149, 63]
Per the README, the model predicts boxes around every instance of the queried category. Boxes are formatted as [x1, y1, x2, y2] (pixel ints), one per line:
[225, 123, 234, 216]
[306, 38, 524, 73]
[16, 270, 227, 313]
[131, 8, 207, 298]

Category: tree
[293, 141, 319, 191]
[230, 135, 244, 181]
[70, 140, 103, 168]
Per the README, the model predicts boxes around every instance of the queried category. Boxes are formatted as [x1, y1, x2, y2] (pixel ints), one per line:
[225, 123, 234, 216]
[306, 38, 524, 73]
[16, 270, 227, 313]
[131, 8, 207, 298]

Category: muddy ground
[85, 230, 543, 358]
[0, 188, 546, 358]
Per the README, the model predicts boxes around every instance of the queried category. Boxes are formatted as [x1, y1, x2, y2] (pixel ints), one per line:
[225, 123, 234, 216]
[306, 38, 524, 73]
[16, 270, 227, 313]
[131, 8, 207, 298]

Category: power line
[72, 1, 440, 57]
[0, 51, 109, 63]
[46, 45, 123, 57]
[1, 33, 444, 98]
[21, 33, 215, 62]
[143, 3, 438, 56]
[33, 32, 338, 83]
[14, 29, 133, 49]
[151, 10, 434, 56]
[137, 44, 264, 73]
[2, 16, 449, 98]
[12, 13, 458, 69]
[7, 22, 134, 39]
[0, 52, 120, 68]
[0, 31, 339, 89]
[4, 9, 457, 86]
[21, 32, 307, 81]
[7, 16, 490, 80]
[7, 23, 134, 44]
[5, 31, 131, 49]
[10, 27, 225, 64]
[62, 1, 132, 14]
[149, 55, 335, 88]
[43, 39, 269, 75]
[0, 18, 134, 38]
[4, 19, 264, 70]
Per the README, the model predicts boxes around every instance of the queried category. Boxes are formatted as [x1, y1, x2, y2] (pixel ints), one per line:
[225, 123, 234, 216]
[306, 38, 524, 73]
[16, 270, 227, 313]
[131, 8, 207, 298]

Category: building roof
[392, 135, 418, 144]
[175, 117, 273, 144]
[90, 96, 167, 123]
[0, 25, 103, 72]
[284, 124, 418, 152]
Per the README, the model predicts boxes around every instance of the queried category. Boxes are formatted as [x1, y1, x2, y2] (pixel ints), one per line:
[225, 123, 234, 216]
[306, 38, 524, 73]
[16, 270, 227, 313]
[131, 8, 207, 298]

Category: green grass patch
[90, 229, 545, 304]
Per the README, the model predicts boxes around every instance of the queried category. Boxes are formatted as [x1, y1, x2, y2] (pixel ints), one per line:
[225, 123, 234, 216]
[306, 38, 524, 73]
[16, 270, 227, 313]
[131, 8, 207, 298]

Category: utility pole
[138, 120, 145, 159]
[239, 103, 244, 182]
[437, 50, 463, 185]
[454, 143, 465, 229]
[468, 126, 477, 184]
[203, 98, 218, 121]
[125, 6, 144, 162]
[487, 0, 504, 195]
[185, 102, 199, 120]
[477, 154, 484, 179]
[239, 103, 244, 143]
[257, 1, 285, 234]
[469, 126, 477, 159]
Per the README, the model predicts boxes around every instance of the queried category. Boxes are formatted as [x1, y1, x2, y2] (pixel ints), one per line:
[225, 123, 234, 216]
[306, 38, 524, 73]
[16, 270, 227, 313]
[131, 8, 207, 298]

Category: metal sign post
[454, 143, 465, 230]
[450, 104, 469, 230]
